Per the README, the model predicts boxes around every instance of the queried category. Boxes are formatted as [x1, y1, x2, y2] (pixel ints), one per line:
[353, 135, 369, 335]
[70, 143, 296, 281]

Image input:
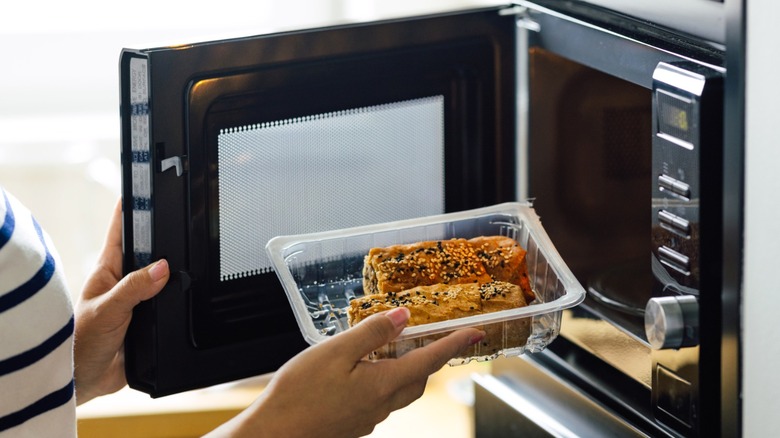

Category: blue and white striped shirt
[0, 187, 76, 437]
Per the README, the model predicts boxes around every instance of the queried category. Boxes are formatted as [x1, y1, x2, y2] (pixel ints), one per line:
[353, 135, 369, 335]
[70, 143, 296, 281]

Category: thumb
[106, 259, 170, 313]
[330, 307, 410, 361]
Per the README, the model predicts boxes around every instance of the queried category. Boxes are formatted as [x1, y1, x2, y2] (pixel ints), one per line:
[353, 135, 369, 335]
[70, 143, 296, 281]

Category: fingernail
[148, 259, 168, 282]
[386, 307, 410, 328]
[468, 331, 486, 346]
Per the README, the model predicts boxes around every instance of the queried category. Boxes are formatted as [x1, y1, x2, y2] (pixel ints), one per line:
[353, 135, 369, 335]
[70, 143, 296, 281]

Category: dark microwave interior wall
[528, 48, 652, 304]
[187, 39, 514, 350]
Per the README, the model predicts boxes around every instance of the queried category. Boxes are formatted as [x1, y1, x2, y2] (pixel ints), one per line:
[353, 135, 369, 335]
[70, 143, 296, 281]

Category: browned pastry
[362, 236, 535, 303]
[347, 281, 531, 359]
[362, 238, 493, 296]
[468, 236, 536, 303]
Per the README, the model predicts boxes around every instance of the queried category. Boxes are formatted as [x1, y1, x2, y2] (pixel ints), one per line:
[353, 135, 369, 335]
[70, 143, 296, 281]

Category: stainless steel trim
[653, 63, 708, 96]
[473, 356, 649, 437]
[657, 132, 695, 151]
[515, 11, 530, 201]
[515, 0, 724, 91]
[573, 0, 725, 45]
[474, 374, 580, 437]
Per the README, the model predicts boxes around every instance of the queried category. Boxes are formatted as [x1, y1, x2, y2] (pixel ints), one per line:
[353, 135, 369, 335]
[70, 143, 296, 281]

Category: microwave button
[658, 210, 691, 237]
[658, 246, 691, 276]
[658, 174, 691, 200]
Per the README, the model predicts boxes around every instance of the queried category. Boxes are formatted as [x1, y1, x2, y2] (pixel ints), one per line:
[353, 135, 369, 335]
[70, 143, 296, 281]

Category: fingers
[363, 328, 484, 414]
[119, 259, 170, 305]
[96, 259, 170, 317]
[326, 307, 411, 362]
[326, 307, 485, 376]
[394, 328, 485, 380]
[105, 198, 123, 250]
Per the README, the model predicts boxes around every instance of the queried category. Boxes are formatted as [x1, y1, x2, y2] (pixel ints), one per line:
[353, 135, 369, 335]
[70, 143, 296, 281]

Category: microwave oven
[120, 2, 728, 435]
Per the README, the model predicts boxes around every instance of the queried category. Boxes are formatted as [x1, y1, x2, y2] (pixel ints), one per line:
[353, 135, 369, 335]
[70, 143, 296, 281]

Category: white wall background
[742, 0, 780, 435]
[0, 0, 499, 298]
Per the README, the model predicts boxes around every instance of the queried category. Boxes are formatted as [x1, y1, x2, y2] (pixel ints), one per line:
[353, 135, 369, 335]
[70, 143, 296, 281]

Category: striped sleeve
[0, 187, 76, 437]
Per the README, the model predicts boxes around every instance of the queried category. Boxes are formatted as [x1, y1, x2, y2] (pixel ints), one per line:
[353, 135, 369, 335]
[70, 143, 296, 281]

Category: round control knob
[644, 295, 699, 350]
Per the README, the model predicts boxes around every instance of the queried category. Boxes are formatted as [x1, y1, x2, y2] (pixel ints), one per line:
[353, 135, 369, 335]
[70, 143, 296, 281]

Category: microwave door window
[215, 96, 445, 283]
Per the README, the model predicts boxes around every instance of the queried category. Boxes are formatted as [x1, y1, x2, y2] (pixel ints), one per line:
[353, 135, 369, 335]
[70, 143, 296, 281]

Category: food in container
[265, 202, 585, 364]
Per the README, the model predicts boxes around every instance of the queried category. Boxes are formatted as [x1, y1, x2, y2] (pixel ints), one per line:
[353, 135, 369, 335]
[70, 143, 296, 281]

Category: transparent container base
[267, 202, 586, 363]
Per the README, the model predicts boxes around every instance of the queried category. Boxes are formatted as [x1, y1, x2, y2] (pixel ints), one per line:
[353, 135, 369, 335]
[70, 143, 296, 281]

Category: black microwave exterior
[473, 1, 729, 437]
[119, 6, 520, 397]
[576, 0, 726, 45]
[118, 2, 738, 436]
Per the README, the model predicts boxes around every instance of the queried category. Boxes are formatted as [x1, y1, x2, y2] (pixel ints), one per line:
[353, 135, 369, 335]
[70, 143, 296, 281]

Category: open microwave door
[120, 5, 518, 396]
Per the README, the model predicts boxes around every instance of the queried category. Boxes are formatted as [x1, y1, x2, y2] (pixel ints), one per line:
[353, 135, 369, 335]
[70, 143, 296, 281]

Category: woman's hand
[207, 307, 485, 438]
[73, 200, 169, 404]
[73, 199, 484, 437]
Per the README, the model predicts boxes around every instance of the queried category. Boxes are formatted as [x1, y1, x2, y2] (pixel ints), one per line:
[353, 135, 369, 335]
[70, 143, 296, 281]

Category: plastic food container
[266, 202, 586, 364]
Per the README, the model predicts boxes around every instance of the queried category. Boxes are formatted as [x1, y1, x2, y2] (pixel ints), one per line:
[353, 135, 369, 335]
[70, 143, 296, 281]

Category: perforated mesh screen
[217, 96, 445, 281]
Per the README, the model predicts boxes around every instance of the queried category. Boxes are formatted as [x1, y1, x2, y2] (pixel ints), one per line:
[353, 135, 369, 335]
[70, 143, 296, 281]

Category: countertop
[77, 361, 489, 438]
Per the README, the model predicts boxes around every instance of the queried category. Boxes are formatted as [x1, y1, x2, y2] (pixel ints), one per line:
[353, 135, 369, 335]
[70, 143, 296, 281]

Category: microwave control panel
[647, 61, 723, 435]
[650, 61, 722, 293]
